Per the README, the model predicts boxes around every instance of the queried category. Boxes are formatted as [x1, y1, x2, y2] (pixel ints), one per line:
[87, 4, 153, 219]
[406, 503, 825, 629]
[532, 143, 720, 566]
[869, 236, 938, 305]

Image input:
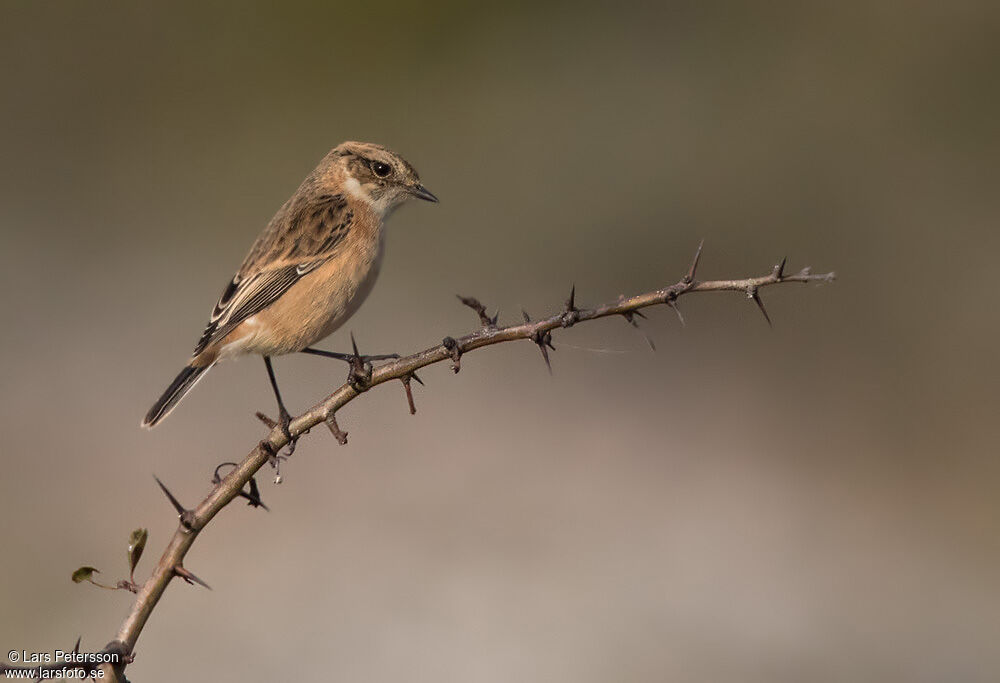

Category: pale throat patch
[343, 173, 392, 217]
[342, 175, 368, 202]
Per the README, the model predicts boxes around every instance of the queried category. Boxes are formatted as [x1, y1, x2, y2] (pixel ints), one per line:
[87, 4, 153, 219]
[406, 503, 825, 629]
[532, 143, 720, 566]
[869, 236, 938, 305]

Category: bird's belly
[314, 246, 382, 340]
[226, 236, 385, 358]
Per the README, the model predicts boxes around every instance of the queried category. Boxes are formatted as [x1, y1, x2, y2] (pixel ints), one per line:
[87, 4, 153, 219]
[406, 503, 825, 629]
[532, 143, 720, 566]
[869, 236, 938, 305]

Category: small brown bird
[142, 141, 437, 435]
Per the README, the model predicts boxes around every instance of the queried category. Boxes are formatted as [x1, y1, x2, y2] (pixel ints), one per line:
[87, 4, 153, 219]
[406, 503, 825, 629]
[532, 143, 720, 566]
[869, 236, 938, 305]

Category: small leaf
[72, 566, 100, 583]
[128, 528, 148, 577]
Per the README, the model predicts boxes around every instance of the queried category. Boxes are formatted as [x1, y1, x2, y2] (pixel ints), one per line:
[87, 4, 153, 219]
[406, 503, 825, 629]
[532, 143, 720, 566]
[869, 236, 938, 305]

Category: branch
[51, 244, 832, 682]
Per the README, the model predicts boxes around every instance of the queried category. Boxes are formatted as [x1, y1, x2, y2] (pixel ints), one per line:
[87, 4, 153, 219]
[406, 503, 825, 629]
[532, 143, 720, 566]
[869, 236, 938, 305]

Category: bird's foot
[277, 407, 296, 455]
[255, 408, 298, 459]
[302, 333, 398, 392]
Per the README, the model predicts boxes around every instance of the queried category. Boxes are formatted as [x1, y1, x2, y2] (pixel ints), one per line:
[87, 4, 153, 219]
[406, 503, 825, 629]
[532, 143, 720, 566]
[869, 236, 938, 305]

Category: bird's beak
[410, 184, 439, 203]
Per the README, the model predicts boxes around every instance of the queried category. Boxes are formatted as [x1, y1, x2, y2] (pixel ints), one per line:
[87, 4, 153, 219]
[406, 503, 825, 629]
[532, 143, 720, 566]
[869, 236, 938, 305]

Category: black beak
[410, 184, 439, 203]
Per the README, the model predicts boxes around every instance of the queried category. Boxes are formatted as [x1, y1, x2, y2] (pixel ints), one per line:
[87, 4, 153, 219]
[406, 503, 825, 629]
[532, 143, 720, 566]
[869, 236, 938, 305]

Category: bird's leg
[301, 333, 396, 391]
[263, 356, 297, 456]
[300, 348, 399, 363]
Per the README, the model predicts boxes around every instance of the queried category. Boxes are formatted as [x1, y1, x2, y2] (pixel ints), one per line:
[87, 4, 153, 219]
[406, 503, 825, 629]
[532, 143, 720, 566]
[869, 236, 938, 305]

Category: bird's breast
[240, 229, 385, 356]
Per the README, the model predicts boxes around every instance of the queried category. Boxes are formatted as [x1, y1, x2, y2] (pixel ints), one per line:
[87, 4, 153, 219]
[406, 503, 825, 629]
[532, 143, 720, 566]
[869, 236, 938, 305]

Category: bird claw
[347, 358, 373, 391]
[277, 408, 297, 456]
[301, 334, 395, 391]
[256, 409, 296, 458]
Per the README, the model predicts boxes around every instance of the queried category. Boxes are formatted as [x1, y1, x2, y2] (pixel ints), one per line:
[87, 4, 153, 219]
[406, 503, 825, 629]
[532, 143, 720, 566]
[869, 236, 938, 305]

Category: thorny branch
[5, 243, 833, 681]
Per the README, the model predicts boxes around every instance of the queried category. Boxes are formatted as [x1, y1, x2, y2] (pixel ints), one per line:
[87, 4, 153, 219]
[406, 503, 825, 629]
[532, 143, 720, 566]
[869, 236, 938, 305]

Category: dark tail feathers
[142, 364, 212, 428]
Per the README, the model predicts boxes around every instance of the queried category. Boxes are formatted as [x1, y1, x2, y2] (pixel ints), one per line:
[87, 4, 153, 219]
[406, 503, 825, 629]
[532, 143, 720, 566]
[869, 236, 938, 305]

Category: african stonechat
[142, 141, 437, 433]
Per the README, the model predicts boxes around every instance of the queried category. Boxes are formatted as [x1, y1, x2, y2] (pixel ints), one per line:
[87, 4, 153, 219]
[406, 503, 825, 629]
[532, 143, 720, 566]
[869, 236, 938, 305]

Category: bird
[142, 141, 438, 440]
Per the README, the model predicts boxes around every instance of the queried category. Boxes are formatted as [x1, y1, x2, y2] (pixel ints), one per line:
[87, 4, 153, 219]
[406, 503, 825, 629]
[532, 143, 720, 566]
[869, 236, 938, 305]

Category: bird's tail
[142, 363, 213, 429]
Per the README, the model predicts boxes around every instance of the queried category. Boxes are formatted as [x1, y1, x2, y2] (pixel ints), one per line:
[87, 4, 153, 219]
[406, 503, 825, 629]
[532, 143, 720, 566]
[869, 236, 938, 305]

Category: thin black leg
[263, 356, 295, 452]
[301, 347, 399, 362]
[301, 334, 398, 391]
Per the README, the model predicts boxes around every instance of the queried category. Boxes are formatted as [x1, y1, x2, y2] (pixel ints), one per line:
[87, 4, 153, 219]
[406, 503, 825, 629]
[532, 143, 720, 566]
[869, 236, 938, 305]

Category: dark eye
[371, 161, 392, 178]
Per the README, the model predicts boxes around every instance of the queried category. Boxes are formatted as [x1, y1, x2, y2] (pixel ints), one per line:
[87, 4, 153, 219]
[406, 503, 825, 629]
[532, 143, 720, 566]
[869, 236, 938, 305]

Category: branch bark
[8, 245, 834, 681]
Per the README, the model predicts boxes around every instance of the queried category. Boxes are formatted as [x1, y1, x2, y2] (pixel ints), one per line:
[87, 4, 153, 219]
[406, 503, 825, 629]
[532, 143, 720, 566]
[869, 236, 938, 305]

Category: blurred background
[1, 1, 998, 681]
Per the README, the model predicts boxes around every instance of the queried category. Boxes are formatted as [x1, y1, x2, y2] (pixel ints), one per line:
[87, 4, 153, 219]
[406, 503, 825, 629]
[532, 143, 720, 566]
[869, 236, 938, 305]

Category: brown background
[1, 2, 998, 681]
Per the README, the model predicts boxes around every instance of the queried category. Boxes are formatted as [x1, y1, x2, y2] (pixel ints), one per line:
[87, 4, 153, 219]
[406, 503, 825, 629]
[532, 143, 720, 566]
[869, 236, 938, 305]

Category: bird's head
[327, 141, 437, 216]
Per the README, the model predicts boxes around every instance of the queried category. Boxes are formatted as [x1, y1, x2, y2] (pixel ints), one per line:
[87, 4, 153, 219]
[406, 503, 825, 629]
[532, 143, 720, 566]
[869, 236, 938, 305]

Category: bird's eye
[371, 161, 392, 178]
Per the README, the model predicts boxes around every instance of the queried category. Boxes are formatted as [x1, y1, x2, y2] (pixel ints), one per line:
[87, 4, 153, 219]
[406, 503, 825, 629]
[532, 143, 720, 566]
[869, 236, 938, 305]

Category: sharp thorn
[411, 372, 425, 386]
[401, 374, 418, 415]
[539, 344, 552, 373]
[153, 476, 187, 517]
[72, 636, 81, 654]
[776, 256, 787, 279]
[666, 299, 686, 327]
[560, 284, 580, 327]
[174, 565, 211, 590]
[749, 287, 772, 327]
[685, 239, 705, 283]
[350, 332, 360, 357]
[255, 412, 277, 429]
[529, 329, 554, 373]
[621, 311, 656, 350]
[522, 309, 531, 323]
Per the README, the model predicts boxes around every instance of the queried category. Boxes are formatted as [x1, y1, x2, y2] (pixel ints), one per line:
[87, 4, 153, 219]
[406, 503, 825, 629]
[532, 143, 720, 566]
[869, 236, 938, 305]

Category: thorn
[684, 239, 704, 283]
[521, 309, 553, 371]
[532, 330, 554, 372]
[255, 412, 277, 429]
[411, 371, 424, 386]
[153, 476, 195, 530]
[325, 413, 348, 445]
[622, 311, 656, 350]
[748, 286, 772, 327]
[665, 295, 686, 327]
[537, 338, 552, 372]
[442, 336, 462, 373]
[73, 637, 81, 654]
[400, 373, 419, 415]
[774, 256, 787, 279]
[457, 295, 499, 328]
[174, 565, 211, 590]
[560, 284, 580, 327]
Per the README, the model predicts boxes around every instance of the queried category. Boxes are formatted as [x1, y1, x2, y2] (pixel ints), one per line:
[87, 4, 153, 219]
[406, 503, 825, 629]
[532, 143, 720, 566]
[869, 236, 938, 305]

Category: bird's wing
[191, 193, 354, 356]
